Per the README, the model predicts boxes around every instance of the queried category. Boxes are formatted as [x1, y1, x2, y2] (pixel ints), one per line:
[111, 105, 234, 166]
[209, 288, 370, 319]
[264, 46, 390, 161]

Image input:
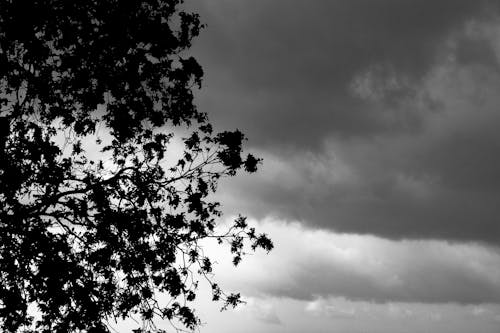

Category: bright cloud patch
[206, 219, 500, 304]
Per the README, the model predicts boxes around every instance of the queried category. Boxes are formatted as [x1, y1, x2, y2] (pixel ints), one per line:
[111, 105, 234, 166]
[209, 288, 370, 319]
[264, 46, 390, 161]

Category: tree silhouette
[0, 1, 272, 332]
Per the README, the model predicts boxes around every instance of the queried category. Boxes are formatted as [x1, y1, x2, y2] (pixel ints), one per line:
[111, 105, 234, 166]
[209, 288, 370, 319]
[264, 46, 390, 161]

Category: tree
[0, 1, 273, 332]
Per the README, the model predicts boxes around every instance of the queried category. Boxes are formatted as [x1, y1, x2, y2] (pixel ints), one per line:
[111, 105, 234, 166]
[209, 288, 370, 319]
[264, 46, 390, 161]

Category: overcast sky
[150, 1, 500, 332]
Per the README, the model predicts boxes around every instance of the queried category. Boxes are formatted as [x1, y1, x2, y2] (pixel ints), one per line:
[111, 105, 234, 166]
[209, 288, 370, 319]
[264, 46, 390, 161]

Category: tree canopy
[0, 1, 272, 332]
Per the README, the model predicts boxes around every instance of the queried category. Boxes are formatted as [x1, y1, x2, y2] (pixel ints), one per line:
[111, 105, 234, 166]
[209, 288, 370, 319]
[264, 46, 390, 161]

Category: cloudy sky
[153, 1, 500, 332]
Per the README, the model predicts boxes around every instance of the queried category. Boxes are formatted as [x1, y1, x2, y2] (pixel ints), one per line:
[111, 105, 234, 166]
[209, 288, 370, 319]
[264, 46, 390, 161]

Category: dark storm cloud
[218, 147, 500, 244]
[189, 1, 500, 244]
[213, 56, 500, 243]
[192, 0, 497, 147]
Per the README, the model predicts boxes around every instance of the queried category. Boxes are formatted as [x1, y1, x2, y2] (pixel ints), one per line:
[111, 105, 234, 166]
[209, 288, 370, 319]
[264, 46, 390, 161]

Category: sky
[126, 1, 500, 332]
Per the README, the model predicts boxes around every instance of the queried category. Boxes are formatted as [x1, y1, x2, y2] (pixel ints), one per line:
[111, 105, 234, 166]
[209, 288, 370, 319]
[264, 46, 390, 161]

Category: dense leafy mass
[0, 1, 272, 332]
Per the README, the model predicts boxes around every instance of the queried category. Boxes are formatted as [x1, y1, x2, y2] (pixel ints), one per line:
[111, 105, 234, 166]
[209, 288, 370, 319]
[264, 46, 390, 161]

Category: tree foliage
[0, 1, 272, 332]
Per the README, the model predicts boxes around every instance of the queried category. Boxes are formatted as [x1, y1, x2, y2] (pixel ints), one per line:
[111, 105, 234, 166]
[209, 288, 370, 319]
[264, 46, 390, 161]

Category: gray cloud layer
[191, 1, 500, 244]
[193, 0, 497, 146]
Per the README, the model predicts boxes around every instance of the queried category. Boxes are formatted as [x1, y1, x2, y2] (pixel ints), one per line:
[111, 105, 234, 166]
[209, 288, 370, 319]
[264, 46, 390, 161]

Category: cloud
[212, 28, 500, 243]
[208, 219, 500, 304]
[192, 0, 498, 148]
[305, 298, 356, 319]
[185, 1, 500, 244]
[302, 297, 500, 333]
[239, 297, 282, 325]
